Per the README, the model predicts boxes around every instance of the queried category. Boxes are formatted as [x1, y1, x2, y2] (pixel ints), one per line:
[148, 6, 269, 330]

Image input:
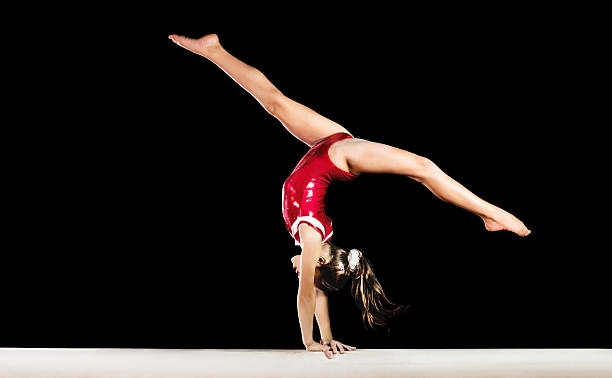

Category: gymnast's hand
[321, 338, 357, 354]
[305, 340, 333, 359]
[291, 255, 301, 277]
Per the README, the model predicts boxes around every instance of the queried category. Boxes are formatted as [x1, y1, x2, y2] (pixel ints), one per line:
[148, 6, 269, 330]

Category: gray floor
[1, 348, 611, 377]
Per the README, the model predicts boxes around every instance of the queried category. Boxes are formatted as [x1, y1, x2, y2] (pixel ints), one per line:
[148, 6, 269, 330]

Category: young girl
[169, 33, 531, 359]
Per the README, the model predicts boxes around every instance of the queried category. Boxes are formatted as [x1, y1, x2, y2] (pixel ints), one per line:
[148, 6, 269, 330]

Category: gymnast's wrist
[320, 332, 333, 342]
[302, 337, 315, 347]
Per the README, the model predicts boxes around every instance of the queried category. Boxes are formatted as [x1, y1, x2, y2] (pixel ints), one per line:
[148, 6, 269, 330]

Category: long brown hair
[315, 242, 409, 331]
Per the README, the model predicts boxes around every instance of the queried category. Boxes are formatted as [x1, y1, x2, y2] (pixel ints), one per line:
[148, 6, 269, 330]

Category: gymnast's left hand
[320, 338, 357, 354]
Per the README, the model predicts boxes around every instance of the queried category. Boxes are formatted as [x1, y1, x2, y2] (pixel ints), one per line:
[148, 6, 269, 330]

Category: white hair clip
[336, 261, 345, 273]
[348, 249, 361, 272]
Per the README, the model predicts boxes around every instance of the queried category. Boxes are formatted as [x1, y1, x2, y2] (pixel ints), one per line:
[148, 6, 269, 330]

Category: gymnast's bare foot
[481, 208, 531, 237]
[168, 33, 221, 57]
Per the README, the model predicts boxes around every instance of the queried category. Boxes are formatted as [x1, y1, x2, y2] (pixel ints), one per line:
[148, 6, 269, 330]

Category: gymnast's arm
[314, 288, 334, 342]
[297, 223, 332, 358]
[292, 255, 334, 341]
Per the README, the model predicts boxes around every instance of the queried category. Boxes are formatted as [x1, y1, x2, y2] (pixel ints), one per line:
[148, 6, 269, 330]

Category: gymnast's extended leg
[341, 139, 531, 236]
[168, 33, 350, 147]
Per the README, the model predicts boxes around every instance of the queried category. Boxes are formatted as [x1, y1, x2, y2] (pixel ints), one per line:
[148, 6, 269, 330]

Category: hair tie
[336, 261, 345, 273]
[348, 249, 362, 273]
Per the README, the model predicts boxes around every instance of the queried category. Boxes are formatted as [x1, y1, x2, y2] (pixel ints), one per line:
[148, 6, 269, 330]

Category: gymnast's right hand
[305, 341, 333, 359]
[291, 255, 301, 277]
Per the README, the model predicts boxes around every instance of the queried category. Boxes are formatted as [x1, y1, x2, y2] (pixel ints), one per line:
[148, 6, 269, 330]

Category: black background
[4, 5, 608, 348]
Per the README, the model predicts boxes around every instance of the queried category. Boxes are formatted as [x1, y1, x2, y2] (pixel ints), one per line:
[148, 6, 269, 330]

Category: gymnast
[169, 33, 531, 359]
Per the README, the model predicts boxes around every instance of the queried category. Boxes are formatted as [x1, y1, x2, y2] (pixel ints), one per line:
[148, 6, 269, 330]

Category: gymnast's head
[314, 242, 410, 331]
[313, 242, 356, 292]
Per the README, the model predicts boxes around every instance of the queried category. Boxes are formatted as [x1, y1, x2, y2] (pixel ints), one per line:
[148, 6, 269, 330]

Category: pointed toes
[168, 34, 185, 45]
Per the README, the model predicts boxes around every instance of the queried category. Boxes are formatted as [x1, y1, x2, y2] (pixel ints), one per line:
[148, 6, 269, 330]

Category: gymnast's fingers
[343, 342, 357, 350]
[336, 342, 345, 354]
[323, 348, 332, 359]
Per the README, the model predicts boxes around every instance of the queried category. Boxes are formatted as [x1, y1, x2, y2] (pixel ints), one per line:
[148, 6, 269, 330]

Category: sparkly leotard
[282, 132, 359, 246]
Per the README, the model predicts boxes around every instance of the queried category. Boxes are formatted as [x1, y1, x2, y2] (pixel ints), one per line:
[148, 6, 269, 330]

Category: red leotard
[282, 132, 358, 246]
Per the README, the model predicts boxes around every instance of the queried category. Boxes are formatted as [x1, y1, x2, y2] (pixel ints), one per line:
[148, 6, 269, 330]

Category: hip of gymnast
[169, 33, 530, 359]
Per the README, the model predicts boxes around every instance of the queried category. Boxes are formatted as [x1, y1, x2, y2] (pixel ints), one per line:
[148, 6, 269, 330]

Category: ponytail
[348, 249, 409, 331]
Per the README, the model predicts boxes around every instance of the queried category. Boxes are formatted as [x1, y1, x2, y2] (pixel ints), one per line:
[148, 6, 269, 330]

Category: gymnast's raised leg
[168, 33, 350, 147]
[337, 138, 531, 236]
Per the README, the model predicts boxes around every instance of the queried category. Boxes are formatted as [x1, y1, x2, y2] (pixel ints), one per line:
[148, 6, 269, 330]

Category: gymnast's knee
[412, 156, 439, 182]
[263, 89, 285, 116]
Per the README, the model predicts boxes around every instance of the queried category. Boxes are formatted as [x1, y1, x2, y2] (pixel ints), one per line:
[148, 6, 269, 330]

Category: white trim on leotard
[291, 216, 333, 246]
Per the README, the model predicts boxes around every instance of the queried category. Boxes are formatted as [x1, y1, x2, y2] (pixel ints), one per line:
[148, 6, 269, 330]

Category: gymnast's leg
[168, 33, 351, 147]
[341, 139, 531, 236]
